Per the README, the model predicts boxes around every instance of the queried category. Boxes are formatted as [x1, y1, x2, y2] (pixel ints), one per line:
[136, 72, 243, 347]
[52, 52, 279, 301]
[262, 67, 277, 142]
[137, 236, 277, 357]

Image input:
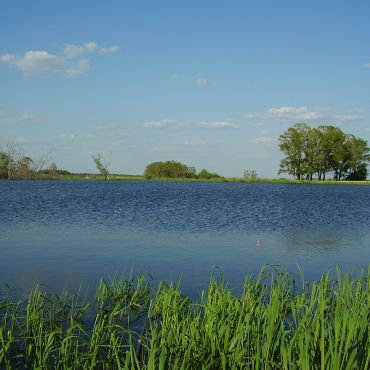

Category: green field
[1, 267, 369, 369]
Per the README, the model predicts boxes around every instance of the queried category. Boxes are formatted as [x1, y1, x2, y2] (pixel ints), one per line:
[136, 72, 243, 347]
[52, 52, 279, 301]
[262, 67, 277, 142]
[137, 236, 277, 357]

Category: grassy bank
[35, 172, 370, 185]
[1, 267, 369, 369]
[226, 178, 370, 185]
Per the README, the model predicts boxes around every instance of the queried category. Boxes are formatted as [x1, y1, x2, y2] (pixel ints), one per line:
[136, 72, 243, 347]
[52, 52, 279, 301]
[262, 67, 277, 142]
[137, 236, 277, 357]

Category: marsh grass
[1, 267, 369, 369]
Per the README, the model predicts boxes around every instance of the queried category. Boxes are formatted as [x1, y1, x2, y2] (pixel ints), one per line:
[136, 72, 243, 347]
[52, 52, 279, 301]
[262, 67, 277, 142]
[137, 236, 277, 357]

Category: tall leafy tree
[278, 123, 310, 180]
[278, 124, 370, 181]
[344, 136, 370, 180]
[301, 127, 324, 180]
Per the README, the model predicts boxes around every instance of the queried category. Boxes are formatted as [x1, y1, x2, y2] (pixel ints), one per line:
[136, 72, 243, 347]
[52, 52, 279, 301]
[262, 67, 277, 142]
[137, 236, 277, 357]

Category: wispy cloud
[99, 45, 120, 54]
[245, 106, 362, 124]
[0, 110, 42, 126]
[183, 140, 208, 146]
[143, 119, 238, 129]
[198, 121, 238, 128]
[60, 133, 95, 140]
[64, 42, 98, 59]
[0, 42, 119, 78]
[64, 42, 119, 58]
[64, 59, 90, 79]
[362, 63, 370, 69]
[196, 78, 208, 87]
[143, 119, 179, 128]
[248, 136, 277, 145]
[14, 137, 28, 144]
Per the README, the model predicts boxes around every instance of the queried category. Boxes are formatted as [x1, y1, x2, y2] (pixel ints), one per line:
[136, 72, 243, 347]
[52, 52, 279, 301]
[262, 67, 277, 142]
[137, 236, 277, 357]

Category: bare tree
[29, 151, 51, 178]
[92, 153, 111, 180]
[47, 162, 58, 179]
[4, 141, 21, 179]
[0, 141, 51, 179]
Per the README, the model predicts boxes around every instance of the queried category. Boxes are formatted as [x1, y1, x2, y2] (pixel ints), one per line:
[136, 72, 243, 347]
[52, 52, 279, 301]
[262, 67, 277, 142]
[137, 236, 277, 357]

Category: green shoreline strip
[34, 173, 370, 185]
[1, 267, 369, 368]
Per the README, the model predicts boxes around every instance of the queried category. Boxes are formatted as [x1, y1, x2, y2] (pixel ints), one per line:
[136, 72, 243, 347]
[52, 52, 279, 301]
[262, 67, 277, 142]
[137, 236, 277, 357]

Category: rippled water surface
[1, 180, 370, 294]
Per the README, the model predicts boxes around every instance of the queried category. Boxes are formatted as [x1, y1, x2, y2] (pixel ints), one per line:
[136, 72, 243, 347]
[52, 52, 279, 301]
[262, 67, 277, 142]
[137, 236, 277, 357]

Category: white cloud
[0, 50, 64, 77]
[197, 78, 208, 87]
[267, 106, 321, 121]
[245, 106, 362, 124]
[143, 119, 238, 129]
[64, 42, 98, 59]
[0, 54, 16, 63]
[363, 63, 370, 68]
[64, 42, 119, 58]
[99, 45, 120, 54]
[248, 136, 277, 145]
[0, 41, 120, 78]
[64, 59, 90, 79]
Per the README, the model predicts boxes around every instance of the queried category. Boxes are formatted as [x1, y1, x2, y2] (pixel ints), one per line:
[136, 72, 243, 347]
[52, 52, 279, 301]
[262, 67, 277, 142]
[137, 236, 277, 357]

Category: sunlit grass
[1, 267, 369, 369]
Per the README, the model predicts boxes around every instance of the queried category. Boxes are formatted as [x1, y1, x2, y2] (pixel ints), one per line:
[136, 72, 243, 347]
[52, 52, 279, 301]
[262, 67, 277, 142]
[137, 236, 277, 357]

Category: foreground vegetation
[1, 267, 369, 369]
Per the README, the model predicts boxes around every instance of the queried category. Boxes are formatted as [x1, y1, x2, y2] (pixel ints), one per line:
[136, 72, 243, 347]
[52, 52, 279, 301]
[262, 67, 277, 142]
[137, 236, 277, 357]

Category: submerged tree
[0, 141, 50, 179]
[92, 153, 111, 180]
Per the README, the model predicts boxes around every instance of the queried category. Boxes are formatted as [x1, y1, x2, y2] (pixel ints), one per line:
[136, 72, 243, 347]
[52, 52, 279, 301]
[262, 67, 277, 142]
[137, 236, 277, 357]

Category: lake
[1, 180, 370, 296]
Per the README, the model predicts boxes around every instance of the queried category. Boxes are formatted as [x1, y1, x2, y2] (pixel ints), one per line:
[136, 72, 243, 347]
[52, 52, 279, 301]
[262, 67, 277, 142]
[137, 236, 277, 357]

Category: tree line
[2, 123, 369, 181]
[279, 123, 370, 181]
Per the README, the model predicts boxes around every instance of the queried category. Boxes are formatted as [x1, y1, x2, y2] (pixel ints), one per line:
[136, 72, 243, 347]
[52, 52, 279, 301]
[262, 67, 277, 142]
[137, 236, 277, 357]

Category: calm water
[1, 180, 370, 295]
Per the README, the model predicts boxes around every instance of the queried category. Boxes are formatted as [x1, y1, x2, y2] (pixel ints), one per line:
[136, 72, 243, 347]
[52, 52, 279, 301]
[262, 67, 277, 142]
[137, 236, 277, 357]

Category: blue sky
[1, 0, 370, 177]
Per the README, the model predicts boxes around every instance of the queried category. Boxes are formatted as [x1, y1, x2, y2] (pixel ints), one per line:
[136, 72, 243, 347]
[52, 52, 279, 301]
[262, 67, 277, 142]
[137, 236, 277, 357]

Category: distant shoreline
[27, 173, 370, 185]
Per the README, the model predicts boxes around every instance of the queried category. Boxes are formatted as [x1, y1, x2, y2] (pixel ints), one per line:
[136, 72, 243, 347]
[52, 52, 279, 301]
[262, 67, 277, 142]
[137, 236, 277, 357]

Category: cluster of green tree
[279, 123, 370, 181]
[144, 161, 221, 179]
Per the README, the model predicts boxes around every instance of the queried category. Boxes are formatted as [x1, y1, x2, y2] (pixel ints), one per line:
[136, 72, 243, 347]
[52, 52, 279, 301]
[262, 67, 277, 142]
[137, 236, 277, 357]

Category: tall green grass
[1, 267, 369, 369]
